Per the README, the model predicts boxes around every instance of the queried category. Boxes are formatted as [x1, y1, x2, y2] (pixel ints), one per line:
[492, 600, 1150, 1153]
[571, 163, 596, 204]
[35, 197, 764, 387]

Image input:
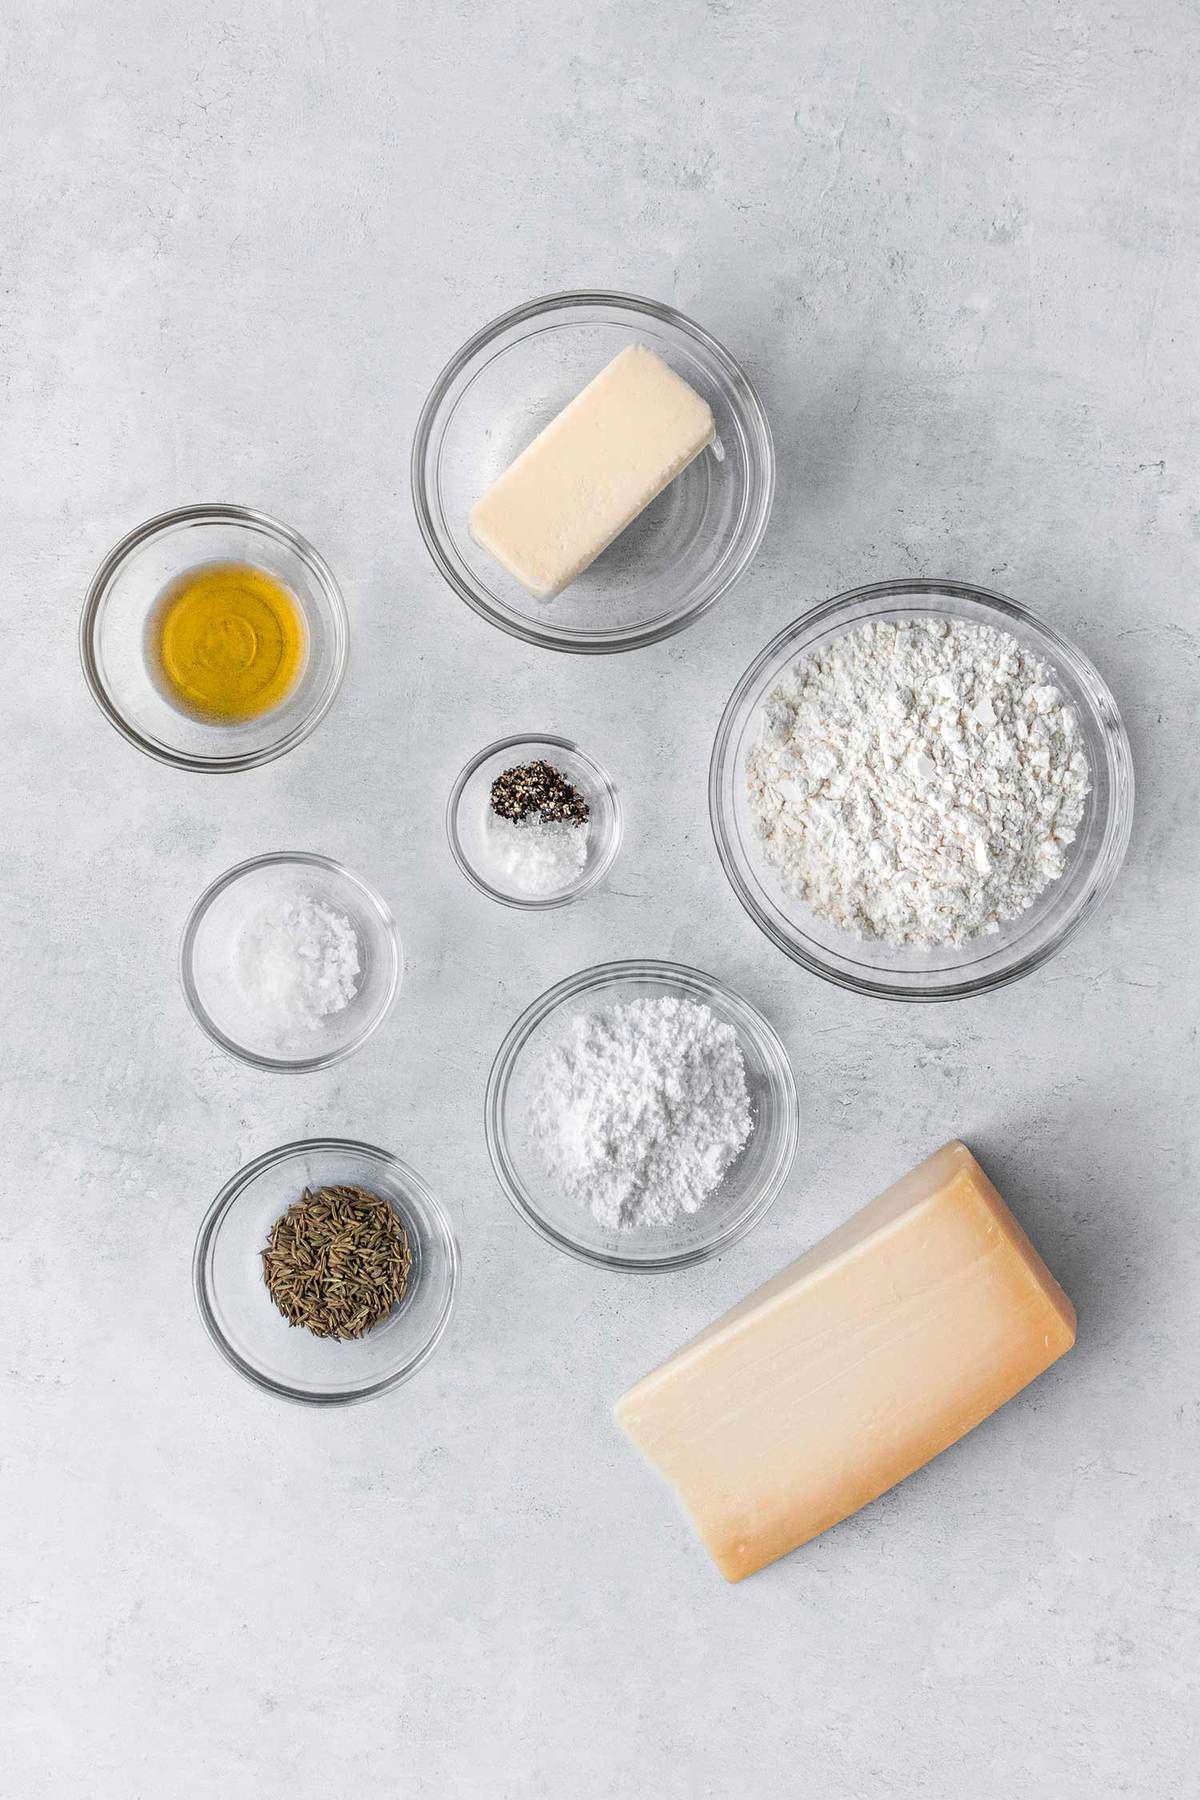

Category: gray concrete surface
[2, 2, 1197, 1795]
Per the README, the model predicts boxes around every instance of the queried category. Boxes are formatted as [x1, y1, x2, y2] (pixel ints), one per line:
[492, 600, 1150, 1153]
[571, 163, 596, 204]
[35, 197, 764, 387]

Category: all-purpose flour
[747, 618, 1090, 947]
[527, 997, 752, 1230]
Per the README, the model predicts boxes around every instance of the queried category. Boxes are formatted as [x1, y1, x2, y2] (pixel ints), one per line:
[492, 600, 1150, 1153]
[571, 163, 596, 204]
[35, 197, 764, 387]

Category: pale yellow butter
[468, 344, 716, 599]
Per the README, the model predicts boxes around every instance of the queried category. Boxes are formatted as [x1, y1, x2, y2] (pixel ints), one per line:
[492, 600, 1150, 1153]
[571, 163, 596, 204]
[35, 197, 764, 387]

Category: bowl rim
[446, 732, 623, 910]
[485, 957, 799, 1271]
[192, 1137, 460, 1406]
[410, 288, 776, 655]
[79, 502, 349, 772]
[179, 850, 403, 1071]
[709, 577, 1136, 1002]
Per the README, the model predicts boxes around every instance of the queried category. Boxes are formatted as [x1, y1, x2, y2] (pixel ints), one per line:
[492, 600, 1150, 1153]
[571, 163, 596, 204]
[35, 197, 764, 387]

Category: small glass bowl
[194, 1139, 459, 1405]
[180, 852, 402, 1071]
[447, 734, 621, 909]
[80, 504, 348, 771]
[485, 960, 798, 1271]
[710, 579, 1135, 1002]
[411, 291, 775, 653]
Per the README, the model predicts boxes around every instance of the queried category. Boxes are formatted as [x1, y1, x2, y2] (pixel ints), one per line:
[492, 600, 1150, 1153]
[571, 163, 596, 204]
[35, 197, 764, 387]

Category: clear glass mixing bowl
[193, 1139, 459, 1405]
[446, 734, 622, 909]
[485, 960, 799, 1271]
[710, 579, 1134, 1002]
[80, 504, 348, 771]
[411, 291, 774, 653]
[180, 852, 402, 1071]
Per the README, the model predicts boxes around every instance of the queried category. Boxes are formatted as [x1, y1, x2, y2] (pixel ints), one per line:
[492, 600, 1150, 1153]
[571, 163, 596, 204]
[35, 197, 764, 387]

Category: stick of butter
[468, 344, 716, 599]
[615, 1141, 1076, 1581]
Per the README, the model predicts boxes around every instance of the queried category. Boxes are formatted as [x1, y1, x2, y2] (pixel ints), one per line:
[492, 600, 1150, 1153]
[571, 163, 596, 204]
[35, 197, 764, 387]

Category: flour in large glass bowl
[746, 616, 1090, 948]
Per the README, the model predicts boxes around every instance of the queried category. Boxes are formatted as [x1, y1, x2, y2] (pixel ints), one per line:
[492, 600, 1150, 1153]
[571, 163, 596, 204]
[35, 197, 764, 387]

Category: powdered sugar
[527, 997, 752, 1230]
[746, 618, 1090, 946]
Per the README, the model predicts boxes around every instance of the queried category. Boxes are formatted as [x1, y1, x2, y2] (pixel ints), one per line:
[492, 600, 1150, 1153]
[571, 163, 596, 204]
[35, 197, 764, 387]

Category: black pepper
[490, 760, 590, 826]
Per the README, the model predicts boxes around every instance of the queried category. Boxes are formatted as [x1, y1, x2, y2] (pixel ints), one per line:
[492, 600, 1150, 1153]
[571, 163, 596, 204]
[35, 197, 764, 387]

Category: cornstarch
[527, 997, 752, 1230]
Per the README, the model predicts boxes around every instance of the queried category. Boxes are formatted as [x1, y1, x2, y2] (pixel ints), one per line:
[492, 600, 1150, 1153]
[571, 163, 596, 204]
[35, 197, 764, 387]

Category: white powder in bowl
[527, 996, 752, 1230]
[746, 617, 1091, 947]
[235, 896, 361, 1030]
[486, 811, 589, 896]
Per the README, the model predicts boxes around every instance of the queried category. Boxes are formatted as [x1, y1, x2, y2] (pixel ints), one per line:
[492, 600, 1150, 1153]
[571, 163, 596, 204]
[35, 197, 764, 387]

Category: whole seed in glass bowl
[261, 1184, 412, 1339]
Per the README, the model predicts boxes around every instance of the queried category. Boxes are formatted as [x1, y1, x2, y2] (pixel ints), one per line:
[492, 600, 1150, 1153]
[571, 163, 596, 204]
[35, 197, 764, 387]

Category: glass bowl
[80, 504, 348, 771]
[485, 960, 798, 1271]
[194, 1139, 459, 1405]
[411, 291, 775, 653]
[447, 733, 622, 909]
[180, 852, 402, 1071]
[710, 579, 1134, 1002]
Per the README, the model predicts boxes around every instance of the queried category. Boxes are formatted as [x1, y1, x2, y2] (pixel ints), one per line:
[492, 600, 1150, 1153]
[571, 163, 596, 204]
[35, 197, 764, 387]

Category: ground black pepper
[490, 760, 590, 825]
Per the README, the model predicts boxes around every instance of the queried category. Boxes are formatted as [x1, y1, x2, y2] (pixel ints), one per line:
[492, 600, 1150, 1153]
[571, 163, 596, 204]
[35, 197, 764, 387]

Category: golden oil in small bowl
[80, 505, 348, 772]
[146, 561, 308, 724]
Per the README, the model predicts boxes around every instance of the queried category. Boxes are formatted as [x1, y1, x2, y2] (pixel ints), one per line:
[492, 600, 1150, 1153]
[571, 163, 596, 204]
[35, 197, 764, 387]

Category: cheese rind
[468, 344, 716, 599]
[615, 1142, 1076, 1582]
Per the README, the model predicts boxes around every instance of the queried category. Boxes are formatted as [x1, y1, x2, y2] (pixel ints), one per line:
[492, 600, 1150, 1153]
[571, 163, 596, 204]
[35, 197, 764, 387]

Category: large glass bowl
[80, 504, 348, 771]
[193, 1139, 459, 1405]
[485, 960, 798, 1271]
[411, 291, 774, 653]
[710, 579, 1134, 1002]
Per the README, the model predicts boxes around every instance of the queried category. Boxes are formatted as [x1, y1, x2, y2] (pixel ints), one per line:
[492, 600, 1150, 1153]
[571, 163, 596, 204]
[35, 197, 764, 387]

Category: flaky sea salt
[235, 895, 360, 1030]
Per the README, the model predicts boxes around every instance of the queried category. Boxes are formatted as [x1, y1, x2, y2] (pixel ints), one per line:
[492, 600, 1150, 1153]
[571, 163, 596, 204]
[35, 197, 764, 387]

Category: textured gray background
[2, 2, 1197, 1796]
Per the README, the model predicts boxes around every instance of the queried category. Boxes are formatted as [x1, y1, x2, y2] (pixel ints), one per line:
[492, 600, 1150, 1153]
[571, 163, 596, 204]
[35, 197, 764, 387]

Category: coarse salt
[486, 812, 589, 896]
[235, 895, 361, 1030]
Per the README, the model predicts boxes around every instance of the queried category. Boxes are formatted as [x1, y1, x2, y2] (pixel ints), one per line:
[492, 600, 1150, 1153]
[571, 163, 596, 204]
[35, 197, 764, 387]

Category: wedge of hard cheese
[468, 343, 715, 599]
[615, 1141, 1076, 1581]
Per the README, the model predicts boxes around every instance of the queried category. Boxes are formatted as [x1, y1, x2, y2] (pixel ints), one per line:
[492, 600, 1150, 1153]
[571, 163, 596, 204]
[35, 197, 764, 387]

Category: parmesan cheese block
[615, 1141, 1076, 1581]
[468, 344, 715, 599]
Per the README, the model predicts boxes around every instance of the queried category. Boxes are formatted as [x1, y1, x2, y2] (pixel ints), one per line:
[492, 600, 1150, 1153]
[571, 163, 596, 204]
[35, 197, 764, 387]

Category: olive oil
[147, 561, 307, 724]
